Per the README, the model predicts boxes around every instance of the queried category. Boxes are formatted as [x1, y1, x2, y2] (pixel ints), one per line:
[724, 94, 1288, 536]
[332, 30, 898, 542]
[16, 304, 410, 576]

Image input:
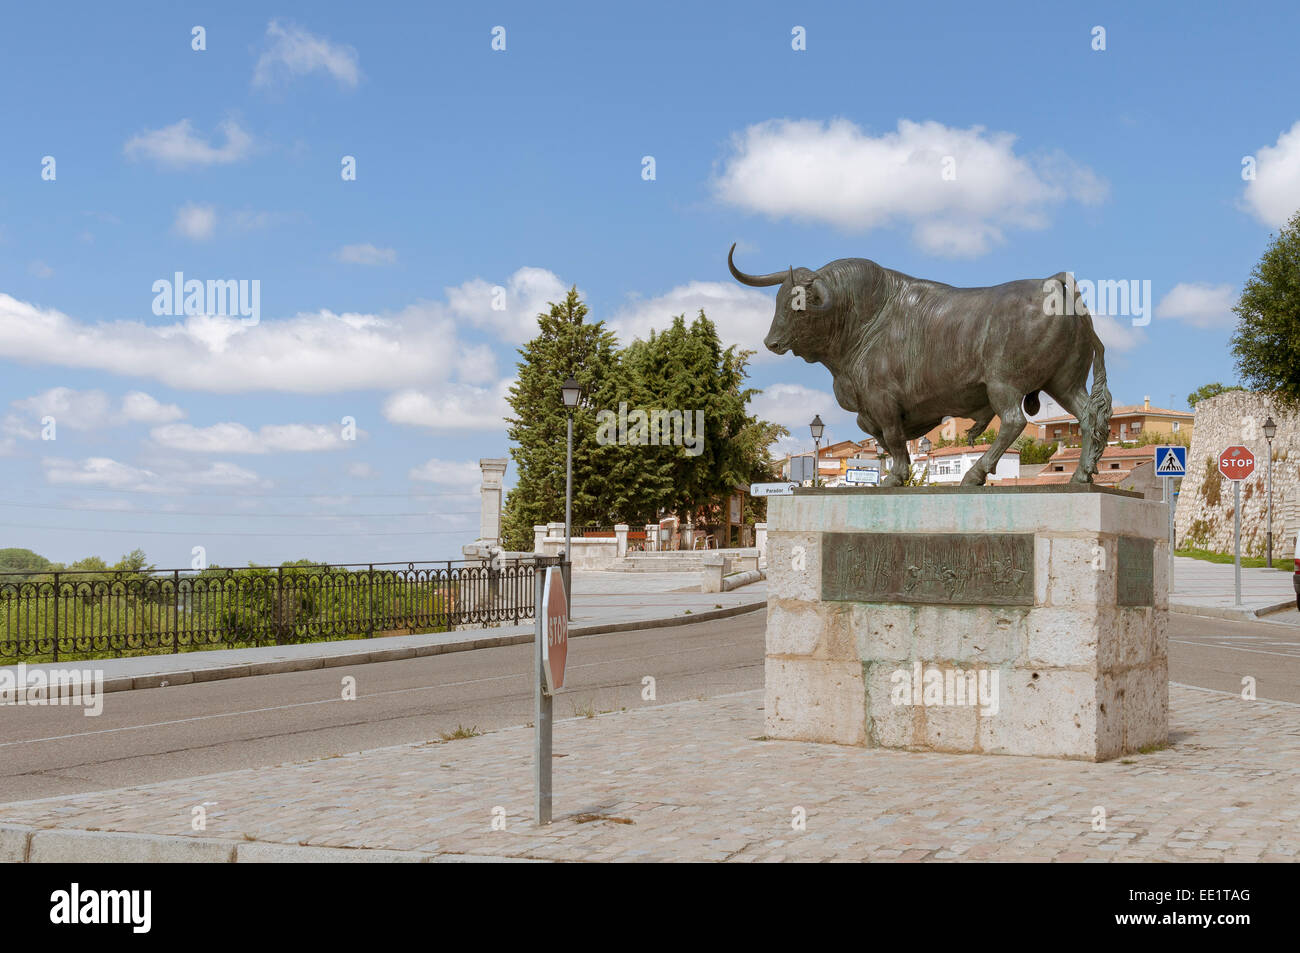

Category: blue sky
[2, 1, 1298, 567]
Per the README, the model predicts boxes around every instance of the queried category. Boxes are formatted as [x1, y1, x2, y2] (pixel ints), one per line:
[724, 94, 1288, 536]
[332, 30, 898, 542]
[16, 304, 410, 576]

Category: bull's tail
[1085, 328, 1111, 476]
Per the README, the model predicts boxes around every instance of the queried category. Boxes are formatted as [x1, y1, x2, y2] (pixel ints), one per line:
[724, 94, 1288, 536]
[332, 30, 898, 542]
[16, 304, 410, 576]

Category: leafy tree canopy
[1232, 209, 1300, 406]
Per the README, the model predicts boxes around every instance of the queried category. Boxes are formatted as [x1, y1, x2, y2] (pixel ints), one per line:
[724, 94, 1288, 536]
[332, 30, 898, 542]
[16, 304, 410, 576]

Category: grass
[438, 724, 482, 741]
[1176, 547, 1294, 572]
[570, 700, 597, 719]
[1136, 741, 1171, 755]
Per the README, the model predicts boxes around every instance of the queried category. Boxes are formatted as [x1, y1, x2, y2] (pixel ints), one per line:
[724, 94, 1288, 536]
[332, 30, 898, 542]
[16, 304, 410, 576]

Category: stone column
[755, 522, 768, 566]
[615, 524, 629, 559]
[477, 459, 507, 545]
[645, 524, 659, 552]
[533, 525, 547, 554]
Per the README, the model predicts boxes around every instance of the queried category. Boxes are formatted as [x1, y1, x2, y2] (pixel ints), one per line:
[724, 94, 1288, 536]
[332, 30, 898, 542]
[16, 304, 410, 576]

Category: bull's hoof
[960, 470, 987, 487]
[1069, 470, 1093, 484]
[880, 474, 903, 487]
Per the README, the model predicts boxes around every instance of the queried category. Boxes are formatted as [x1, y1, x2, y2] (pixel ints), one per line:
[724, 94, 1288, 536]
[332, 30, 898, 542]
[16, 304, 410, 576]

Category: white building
[908, 445, 1021, 484]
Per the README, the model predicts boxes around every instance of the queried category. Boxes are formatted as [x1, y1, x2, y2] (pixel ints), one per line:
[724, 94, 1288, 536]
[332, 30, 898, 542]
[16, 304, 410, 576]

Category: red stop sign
[1218, 446, 1256, 482]
[541, 567, 568, 694]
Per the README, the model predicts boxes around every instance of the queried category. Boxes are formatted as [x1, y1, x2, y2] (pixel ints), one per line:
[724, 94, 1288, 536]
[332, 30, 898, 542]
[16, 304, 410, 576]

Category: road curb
[1171, 600, 1297, 623]
[7, 600, 767, 701]
[0, 824, 553, 863]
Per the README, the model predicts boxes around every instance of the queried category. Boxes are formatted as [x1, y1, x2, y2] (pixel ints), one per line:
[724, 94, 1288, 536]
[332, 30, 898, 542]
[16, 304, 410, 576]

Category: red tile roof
[1036, 405, 1193, 424]
[916, 444, 1020, 459]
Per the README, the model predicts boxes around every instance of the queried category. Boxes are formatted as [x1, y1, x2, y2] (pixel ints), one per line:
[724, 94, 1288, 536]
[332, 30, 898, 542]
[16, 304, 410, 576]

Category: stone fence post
[533, 525, 547, 554]
[755, 522, 768, 566]
[615, 524, 629, 558]
[477, 459, 507, 545]
[644, 524, 659, 552]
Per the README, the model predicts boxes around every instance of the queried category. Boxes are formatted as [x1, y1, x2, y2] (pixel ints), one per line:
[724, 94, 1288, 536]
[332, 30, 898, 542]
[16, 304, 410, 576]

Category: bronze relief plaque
[821, 532, 1035, 606]
[1116, 536, 1154, 606]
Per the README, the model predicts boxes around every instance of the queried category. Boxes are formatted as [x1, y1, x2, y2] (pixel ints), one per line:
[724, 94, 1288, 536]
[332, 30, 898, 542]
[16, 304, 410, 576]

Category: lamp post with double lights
[1264, 415, 1277, 567]
[810, 415, 825, 487]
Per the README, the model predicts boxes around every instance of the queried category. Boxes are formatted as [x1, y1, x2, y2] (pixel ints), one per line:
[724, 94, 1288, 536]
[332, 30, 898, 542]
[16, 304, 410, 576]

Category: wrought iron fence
[0, 558, 561, 662]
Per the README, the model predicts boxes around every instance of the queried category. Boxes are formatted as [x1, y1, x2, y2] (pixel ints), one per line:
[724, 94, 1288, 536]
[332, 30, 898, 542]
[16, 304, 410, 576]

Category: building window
[1054, 465, 1064, 472]
[1172, 421, 1180, 432]
[1110, 463, 1120, 469]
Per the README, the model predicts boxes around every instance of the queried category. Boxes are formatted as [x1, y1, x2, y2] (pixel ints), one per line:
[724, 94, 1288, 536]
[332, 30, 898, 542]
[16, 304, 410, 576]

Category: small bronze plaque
[1116, 536, 1154, 606]
[822, 532, 1034, 606]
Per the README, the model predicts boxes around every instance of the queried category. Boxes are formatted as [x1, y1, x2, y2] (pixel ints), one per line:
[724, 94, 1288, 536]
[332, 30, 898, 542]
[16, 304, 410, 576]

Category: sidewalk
[1171, 556, 1298, 622]
[9, 571, 767, 695]
[2, 682, 1297, 862]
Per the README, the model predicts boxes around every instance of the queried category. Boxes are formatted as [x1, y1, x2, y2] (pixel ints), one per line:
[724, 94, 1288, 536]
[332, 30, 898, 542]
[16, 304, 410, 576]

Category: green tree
[624, 312, 787, 534]
[500, 288, 632, 550]
[1186, 382, 1244, 407]
[1232, 210, 1300, 406]
[1013, 437, 1059, 465]
[0, 548, 52, 576]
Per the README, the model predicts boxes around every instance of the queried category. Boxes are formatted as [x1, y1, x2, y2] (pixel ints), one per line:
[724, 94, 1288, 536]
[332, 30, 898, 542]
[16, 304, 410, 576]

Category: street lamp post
[876, 443, 887, 483]
[810, 415, 825, 487]
[1264, 415, 1277, 567]
[561, 377, 582, 616]
[918, 436, 932, 483]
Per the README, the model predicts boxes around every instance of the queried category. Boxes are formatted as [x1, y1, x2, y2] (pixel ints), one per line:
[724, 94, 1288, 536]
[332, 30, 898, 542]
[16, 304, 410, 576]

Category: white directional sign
[1154, 445, 1187, 476]
[750, 482, 797, 496]
[845, 467, 880, 485]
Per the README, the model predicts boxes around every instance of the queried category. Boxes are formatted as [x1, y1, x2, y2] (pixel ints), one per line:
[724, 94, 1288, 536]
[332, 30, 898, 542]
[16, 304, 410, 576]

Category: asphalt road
[0, 610, 767, 802]
[0, 608, 1296, 803]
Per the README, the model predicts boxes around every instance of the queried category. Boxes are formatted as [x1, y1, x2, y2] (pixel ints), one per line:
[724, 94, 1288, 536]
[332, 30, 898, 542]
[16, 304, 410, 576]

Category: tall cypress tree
[500, 288, 628, 550]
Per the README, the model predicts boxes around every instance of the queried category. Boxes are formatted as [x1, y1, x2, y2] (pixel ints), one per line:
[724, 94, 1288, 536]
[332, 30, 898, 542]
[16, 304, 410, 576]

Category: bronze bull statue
[729, 244, 1112, 486]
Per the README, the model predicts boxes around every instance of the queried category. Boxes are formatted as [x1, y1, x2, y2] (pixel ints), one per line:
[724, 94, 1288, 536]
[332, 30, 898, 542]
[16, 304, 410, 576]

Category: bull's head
[728, 243, 834, 361]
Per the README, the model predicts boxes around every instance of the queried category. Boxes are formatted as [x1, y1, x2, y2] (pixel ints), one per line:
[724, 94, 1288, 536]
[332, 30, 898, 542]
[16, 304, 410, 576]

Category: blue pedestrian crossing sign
[1154, 445, 1187, 476]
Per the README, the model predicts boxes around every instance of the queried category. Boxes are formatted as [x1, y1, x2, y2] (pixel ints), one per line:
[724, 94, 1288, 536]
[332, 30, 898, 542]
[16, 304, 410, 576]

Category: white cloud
[1155, 282, 1237, 329]
[347, 461, 378, 479]
[714, 118, 1107, 257]
[0, 294, 456, 394]
[1242, 121, 1300, 227]
[28, 261, 54, 279]
[42, 456, 262, 493]
[150, 422, 353, 454]
[10, 387, 184, 432]
[383, 378, 515, 432]
[335, 243, 397, 266]
[1090, 314, 1145, 353]
[408, 458, 483, 486]
[253, 20, 360, 89]
[445, 267, 570, 344]
[749, 382, 857, 450]
[123, 119, 253, 168]
[455, 343, 498, 385]
[120, 391, 186, 424]
[173, 203, 216, 241]
[608, 280, 778, 359]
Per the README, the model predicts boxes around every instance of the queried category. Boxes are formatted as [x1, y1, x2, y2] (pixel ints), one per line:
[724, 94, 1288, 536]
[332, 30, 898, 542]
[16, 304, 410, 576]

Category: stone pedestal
[765, 486, 1168, 761]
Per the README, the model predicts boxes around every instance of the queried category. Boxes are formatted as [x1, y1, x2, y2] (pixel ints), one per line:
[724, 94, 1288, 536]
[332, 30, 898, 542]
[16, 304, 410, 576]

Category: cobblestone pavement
[2, 684, 1297, 862]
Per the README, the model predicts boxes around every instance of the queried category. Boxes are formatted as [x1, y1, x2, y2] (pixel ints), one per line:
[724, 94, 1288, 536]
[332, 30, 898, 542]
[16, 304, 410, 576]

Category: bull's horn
[728, 243, 788, 287]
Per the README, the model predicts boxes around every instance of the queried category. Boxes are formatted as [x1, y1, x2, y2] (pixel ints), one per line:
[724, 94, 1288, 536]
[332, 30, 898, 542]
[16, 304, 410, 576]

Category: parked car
[1293, 534, 1300, 611]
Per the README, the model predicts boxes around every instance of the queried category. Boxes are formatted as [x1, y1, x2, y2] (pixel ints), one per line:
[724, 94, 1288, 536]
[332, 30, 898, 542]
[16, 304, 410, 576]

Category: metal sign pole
[1165, 475, 1175, 593]
[1234, 481, 1242, 607]
[533, 564, 552, 825]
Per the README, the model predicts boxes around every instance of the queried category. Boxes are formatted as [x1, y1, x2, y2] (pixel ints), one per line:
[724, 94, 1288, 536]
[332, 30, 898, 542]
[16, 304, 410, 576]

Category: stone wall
[1174, 392, 1299, 557]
